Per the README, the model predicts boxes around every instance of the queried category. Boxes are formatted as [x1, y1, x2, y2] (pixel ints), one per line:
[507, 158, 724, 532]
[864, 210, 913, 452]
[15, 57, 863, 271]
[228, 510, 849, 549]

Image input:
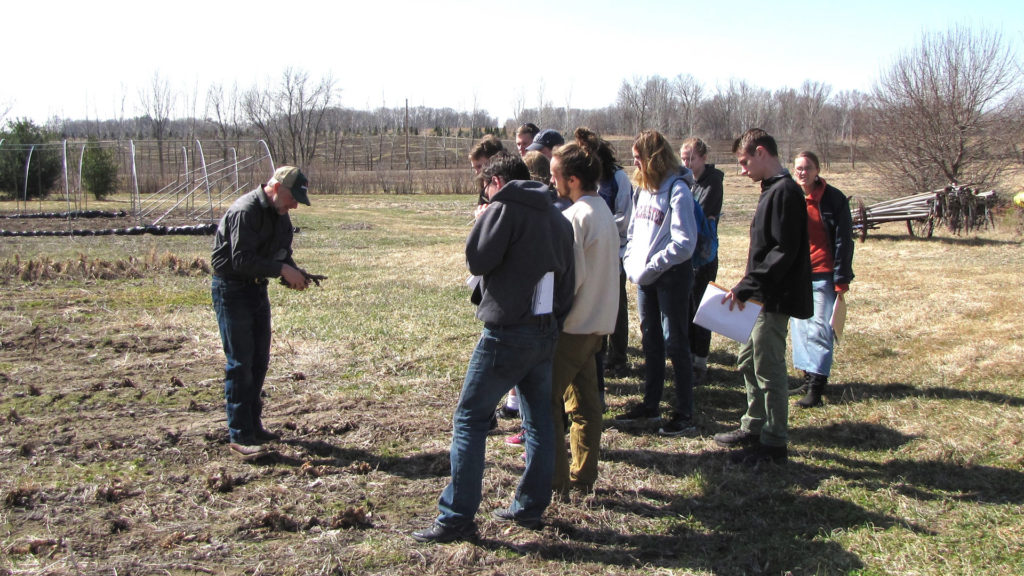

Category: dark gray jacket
[467, 180, 575, 327]
[211, 186, 297, 280]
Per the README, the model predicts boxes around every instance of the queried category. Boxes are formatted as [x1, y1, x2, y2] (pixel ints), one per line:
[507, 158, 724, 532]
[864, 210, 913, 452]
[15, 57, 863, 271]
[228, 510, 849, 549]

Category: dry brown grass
[1, 178, 1023, 575]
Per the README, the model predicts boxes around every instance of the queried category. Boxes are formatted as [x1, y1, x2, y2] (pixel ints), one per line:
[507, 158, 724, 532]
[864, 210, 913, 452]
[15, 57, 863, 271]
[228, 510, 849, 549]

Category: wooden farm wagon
[852, 184, 997, 240]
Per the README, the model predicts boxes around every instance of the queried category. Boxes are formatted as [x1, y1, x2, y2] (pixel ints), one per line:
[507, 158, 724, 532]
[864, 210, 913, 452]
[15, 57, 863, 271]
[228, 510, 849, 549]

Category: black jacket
[467, 180, 575, 326]
[211, 186, 297, 280]
[692, 164, 724, 221]
[818, 183, 855, 286]
[732, 174, 813, 319]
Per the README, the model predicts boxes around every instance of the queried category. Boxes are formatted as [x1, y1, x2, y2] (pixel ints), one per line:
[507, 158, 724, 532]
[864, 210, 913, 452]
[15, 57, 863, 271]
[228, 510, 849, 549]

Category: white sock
[506, 390, 520, 411]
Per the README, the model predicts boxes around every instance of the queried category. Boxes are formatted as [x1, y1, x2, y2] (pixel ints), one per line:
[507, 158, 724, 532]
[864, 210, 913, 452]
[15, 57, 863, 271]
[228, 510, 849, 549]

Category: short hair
[631, 130, 680, 191]
[732, 128, 778, 157]
[574, 127, 617, 181]
[516, 122, 540, 137]
[794, 150, 820, 172]
[480, 152, 530, 184]
[522, 150, 551, 185]
[680, 137, 709, 158]
[553, 142, 602, 192]
[469, 134, 505, 161]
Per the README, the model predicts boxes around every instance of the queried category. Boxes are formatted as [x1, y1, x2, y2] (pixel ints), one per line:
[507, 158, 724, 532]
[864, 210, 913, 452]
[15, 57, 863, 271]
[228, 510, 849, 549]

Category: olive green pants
[738, 311, 791, 448]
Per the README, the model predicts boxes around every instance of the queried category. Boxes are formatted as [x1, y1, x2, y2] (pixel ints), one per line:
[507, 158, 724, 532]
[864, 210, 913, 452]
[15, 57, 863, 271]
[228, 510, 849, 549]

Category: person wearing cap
[526, 129, 565, 160]
[210, 165, 313, 460]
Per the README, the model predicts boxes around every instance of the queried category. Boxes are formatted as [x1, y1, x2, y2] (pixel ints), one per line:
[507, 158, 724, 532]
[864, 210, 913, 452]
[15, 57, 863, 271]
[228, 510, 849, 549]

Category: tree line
[3, 26, 1021, 201]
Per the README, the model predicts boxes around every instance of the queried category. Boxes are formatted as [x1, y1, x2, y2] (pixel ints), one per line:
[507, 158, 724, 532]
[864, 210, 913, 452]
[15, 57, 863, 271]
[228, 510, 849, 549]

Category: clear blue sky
[3, 0, 1021, 125]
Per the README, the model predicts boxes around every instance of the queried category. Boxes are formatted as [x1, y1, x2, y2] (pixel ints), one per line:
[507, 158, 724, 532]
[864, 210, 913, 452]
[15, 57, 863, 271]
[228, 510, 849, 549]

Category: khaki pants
[738, 311, 791, 447]
[551, 332, 604, 492]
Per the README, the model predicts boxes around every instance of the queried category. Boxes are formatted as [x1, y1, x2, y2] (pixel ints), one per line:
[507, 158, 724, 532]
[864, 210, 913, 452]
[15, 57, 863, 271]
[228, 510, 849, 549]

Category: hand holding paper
[694, 282, 762, 343]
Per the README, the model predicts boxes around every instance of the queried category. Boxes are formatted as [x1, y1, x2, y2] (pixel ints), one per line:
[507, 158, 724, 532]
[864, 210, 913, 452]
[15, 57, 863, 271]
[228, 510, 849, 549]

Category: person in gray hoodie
[616, 130, 699, 437]
[412, 153, 575, 543]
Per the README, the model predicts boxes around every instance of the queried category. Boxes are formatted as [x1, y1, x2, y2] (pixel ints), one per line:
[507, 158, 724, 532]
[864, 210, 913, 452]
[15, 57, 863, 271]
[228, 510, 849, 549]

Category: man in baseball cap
[272, 165, 310, 206]
[210, 164, 314, 460]
[525, 129, 565, 159]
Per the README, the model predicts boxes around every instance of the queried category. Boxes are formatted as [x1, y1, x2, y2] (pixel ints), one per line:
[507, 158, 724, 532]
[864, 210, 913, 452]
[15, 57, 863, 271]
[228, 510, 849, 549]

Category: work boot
[789, 371, 812, 396]
[796, 373, 827, 408]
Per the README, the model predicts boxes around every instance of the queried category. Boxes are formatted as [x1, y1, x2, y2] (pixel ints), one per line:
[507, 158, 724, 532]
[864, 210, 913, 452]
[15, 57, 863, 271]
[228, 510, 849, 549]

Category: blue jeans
[637, 263, 694, 418]
[689, 258, 719, 358]
[790, 277, 836, 377]
[211, 276, 271, 444]
[436, 321, 559, 528]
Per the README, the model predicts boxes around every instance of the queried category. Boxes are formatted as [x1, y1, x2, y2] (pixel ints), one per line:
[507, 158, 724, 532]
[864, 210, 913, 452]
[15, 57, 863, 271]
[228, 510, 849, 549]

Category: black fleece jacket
[818, 183, 855, 286]
[732, 173, 813, 319]
[466, 179, 575, 327]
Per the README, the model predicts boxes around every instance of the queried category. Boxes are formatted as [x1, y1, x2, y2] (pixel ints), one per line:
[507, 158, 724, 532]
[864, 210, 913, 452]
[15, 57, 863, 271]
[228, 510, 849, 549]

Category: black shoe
[488, 411, 499, 433]
[411, 521, 477, 543]
[495, 404, 519, 419]
[713, 428, 758, 447]
[729, 443, 788, 466]
[491, 508, 543, 530]
[614, 405, 660, 422]
[604, 361, 629, 376]
[796, 374, 827, 408]
[658, 413, 697, 437]
[254, 428, 281, 443]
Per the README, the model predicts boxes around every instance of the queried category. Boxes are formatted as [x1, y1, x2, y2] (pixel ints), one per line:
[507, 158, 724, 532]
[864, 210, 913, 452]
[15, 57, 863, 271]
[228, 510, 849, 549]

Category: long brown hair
[632, 130, 680, 191]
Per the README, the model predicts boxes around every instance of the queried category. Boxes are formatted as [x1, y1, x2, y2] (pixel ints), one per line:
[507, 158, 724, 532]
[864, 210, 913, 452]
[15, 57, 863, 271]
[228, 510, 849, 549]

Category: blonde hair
[632, 130, 680, 191]
[522, 150, 551, 185]
[680, 136, 708, 158]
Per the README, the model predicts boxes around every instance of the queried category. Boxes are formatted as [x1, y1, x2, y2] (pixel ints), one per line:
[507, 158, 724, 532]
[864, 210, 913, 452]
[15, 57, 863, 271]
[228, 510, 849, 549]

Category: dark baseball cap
[525, 129, 565, 151]
[273, 166, 310, 206]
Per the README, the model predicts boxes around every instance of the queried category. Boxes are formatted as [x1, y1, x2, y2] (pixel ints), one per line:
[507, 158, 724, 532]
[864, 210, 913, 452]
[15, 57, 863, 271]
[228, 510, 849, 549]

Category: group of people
[411, 126, 855, 543]
[206, 124, 853, 544]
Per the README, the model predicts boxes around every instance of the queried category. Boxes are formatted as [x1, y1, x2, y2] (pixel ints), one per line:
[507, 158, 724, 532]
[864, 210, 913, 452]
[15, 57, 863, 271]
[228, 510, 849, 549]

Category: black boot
[789, 371, 812, 396]
[796, 374, 827, 408]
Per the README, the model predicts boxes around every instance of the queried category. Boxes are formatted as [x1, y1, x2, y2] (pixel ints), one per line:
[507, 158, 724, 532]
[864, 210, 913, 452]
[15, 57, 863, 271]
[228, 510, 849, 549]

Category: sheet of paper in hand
[694, 282, 762, 343]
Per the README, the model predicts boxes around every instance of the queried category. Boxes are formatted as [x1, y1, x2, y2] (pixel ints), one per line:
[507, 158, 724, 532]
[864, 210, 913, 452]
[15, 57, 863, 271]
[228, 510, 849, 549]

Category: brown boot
[796, 374, 827, 408]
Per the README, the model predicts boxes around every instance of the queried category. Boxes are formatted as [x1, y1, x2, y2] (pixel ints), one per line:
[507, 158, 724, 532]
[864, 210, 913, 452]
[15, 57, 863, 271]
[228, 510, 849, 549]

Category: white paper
[831, 293, 847, 342]
[532, 271, 554, 315]
[694, 282, 761, 343]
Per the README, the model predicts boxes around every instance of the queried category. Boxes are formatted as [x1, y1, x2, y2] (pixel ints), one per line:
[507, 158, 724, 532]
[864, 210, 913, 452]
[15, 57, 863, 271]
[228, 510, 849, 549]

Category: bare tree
[798, 80, 833, 162]
[673, 74, 704, 137]
[617, 76, 651, 135]
[833, 90, 866, 167]
[511, 88, 527, 126]
[535, 80, 559, 130]
[206, 82, 246, 160]
[138, 71, 177, 179]
[644, 76, 674, 135]
[733, 79, 774, 137]
[869, 26, 1022, 196]
[773, 88, 801, 162]
[243, 68, 337, 168]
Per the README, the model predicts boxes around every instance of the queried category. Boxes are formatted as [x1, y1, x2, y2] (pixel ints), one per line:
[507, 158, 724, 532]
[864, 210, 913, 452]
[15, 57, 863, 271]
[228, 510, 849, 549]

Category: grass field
[1, 168, 1023, 575]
